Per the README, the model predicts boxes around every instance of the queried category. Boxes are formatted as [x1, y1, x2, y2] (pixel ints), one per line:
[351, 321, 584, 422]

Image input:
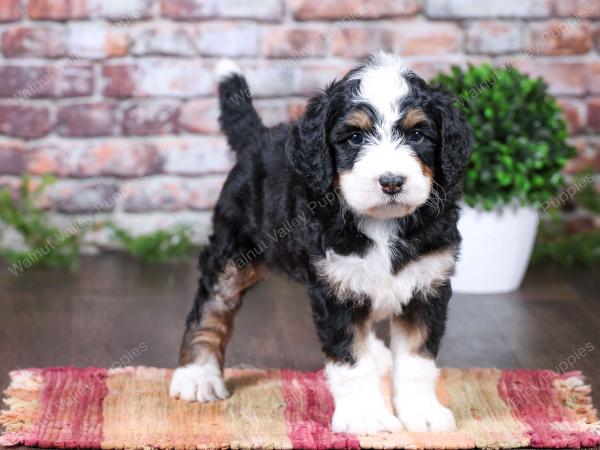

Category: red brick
[254, 99, 291, 127]
[0, 104, 51, 139]
[123, 177, 187, 212]
[0, 64, 93, 99]
[130, 23, 195, 56]
[157, 137, 234, 175]
[331, 28, 394, 58]
[287, 99, 306, 121]
[0, 0, 21, 21]
[563, 137, 589, 174]
[57, 103, 117, 137]
[261, 26, 327, 58]
[508, 60, 587, 96]
[88, 0, 154, 20]
[556, 98, 584, 134]
[161, 0, 283, 21]
[26, 140, 163, 177]
[51, 181, 120, 213]
[425, 0, 551, 18]
[466, 21, 523, 54]
[553, 0, 600, 19]
[28, 0, 90, 20]
[593, 24, 600, 50]
[528, 21, 591, 55]
[393, 22, 463, 56]
[187, 176, 227, 210]
[587, 97, 600, 132]
[179, 99, 219, 134]
[586, 61, 600, 94]
[294, 0, 420, 20]
[296, 63, 349, 96]
[67, 23, 129, 59]
[123, 101, 179, 136]
[2, 25, 66, 58]
[0, 141, 25, 175]
[564, 138, 600, 173]
[196, 22, 259, 57]
[103, 61, 213, 98]
[102, 64, 136, 98]
[408, 55, 474, 82]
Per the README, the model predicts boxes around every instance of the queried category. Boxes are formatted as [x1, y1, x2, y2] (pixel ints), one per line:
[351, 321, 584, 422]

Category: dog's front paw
[394, 397, 456, 432]
[331, 399, 402, 435]
[169, 363, 230, 402]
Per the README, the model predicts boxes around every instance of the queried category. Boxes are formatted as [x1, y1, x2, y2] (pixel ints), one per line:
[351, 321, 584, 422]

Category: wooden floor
[0, 254, 599, 448]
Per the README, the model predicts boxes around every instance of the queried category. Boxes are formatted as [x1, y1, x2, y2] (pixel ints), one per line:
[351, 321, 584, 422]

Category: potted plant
[432, 64, 575, 293]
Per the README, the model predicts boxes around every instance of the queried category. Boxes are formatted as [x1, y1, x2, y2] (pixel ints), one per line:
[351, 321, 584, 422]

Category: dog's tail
[215, 59, 264, 153]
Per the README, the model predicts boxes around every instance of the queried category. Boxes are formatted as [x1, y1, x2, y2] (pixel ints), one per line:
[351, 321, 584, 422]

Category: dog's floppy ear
[286, 91, 334, 194]
[432, 91, 473, 189]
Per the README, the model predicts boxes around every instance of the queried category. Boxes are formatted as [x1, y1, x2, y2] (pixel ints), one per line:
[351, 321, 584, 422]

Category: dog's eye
[347, 133, 364, 146]
[409, 130, 424, 143]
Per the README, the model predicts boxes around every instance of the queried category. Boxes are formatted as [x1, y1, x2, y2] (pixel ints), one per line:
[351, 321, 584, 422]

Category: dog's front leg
[390, 282, 456, 432]
[309, 282, 401, 435]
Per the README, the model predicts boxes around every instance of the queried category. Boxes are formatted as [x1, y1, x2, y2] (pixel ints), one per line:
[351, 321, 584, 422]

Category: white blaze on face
[340, 53, 433, 219]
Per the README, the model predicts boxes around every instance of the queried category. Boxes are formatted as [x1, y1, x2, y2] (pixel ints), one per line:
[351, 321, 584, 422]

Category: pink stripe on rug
[281, 369, 360, 449]
[499, 369, 600, 449]
[30, 368, 108, 448]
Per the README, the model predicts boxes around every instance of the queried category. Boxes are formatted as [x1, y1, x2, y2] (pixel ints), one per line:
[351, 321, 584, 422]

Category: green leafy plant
[532, 222, 600, 268]
[532, 173, 600, 268]
[108, 223, 195, 264]
[432, 64, 576, 210]
[0, 174, 81, 270]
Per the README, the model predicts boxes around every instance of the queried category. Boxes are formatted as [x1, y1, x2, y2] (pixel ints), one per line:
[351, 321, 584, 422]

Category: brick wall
[0, 0, 599, 248]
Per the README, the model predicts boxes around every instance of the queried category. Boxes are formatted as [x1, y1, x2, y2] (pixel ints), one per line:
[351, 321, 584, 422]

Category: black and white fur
[169, 52, 473, 435]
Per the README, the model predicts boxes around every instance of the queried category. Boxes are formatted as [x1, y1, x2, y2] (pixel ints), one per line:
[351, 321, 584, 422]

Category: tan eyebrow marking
[401, 108, 428, 129]
[345, 110, 373, 131]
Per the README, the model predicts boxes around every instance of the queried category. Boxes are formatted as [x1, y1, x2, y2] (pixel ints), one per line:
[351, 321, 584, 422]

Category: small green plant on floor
[0, 175, 197, 269]
[432, 64, 575, 210]
[532, 173, 600, 268]
[107, 224, 195, 264]
[0, 175, 81, 270]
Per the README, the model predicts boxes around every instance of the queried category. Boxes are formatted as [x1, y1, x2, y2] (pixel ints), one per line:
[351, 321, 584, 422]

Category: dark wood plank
[0, 254, 598, 450]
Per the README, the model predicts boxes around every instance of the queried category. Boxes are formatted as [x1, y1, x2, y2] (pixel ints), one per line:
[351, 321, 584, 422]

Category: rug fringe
[554, 373, 600, 434]
[0, 369, 43, 446]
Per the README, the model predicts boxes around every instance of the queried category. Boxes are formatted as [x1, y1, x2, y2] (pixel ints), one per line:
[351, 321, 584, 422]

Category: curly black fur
[180, 57, 473, 368]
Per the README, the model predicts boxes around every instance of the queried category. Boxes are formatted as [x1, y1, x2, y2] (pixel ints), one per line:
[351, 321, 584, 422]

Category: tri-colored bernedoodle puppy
[169, 52, 473, 435]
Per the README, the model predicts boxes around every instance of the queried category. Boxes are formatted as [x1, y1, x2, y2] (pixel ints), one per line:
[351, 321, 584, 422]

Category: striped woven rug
[1, 367, 598, 449]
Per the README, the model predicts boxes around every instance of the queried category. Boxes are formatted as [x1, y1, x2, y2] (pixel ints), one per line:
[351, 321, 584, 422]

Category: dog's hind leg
[169, 237, 263, 402]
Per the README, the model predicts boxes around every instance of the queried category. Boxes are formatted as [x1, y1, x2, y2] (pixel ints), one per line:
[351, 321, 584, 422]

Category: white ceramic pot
[452, 204, 539, 294]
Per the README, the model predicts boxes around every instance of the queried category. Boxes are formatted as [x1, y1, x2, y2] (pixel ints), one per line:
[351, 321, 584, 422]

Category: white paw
[369, 335, 392, 376]
[331, 400, 402, 435]
[215, 58, 241, 81]
[169, 363, 230, 402]
[394, 397, 456, 432]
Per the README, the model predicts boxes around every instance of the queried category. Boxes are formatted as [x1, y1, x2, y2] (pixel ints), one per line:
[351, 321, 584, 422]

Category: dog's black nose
[379, 174, 405, 195]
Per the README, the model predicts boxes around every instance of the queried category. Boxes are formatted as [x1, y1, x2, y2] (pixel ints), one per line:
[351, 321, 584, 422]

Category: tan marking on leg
[392, 317, 429, 356]
[179, 263, 263, 368]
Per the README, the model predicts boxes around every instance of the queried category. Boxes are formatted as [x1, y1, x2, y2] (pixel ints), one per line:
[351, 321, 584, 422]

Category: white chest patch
[315, 220, 456, 319]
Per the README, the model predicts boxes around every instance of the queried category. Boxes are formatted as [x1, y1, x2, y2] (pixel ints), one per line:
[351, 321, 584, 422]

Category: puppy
[169, 52, 473, 435]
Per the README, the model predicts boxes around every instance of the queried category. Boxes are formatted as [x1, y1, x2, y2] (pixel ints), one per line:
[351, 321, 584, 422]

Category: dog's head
[287, 52, 473, 220]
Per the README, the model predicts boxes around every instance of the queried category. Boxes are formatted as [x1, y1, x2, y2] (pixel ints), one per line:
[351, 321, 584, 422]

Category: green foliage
[108, 223, 195, 264]
[0, 175, 197, 269]
[576, 174, 600, 214]
[532, 223, 600, 268]
[532, 173, 600, 268]
[432, 64, 576, 210]
[0, 174, 81, 270]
